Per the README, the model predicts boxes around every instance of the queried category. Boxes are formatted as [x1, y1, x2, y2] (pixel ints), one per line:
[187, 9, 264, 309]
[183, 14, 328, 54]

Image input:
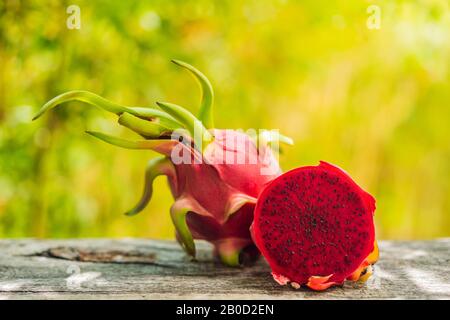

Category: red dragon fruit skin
[251, 161, 379, 290]
[33, 59, 292, 266]
[166, 128, 282, 265]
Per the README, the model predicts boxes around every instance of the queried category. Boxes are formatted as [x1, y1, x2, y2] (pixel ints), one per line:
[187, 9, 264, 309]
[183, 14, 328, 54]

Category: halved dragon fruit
[251, 161, 378, 290]
[33, 60, 293, 266]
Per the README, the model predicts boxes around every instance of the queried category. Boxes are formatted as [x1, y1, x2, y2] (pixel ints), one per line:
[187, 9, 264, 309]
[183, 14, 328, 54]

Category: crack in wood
[32, 247, 158, 265]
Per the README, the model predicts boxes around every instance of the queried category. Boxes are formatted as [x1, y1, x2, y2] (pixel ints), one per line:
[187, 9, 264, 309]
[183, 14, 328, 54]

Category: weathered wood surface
[0, 238, 449, 300]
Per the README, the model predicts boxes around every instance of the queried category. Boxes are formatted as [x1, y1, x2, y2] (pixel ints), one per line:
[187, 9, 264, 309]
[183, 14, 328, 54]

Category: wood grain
[0, 238, 449, 299]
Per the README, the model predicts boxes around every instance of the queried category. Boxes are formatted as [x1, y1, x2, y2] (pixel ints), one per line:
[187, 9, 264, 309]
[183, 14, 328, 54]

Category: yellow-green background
[1, 0, 449, 240]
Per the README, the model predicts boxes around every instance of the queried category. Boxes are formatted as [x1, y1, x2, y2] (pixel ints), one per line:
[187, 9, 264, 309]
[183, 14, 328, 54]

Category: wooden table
[0, 239, 449, 299]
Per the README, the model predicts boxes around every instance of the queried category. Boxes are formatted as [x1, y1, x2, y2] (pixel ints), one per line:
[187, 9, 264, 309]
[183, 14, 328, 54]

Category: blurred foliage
[0, 0, 449, 240]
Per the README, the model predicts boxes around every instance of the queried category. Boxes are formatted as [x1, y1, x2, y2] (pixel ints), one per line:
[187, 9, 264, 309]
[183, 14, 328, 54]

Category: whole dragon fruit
[33, 60, 293, 266]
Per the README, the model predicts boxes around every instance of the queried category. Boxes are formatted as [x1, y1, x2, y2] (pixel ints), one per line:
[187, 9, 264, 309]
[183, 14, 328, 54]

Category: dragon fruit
[33, 59, 293, 266]
[251, 161, 378, 290]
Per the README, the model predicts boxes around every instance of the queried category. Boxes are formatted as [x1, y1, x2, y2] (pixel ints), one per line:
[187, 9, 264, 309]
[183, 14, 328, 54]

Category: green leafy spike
[171, 204, 196, 257]
[126, 107, 182, 128]
[171, 59, 214, 128]
[125, 157, 174, 216]
[258, 130, 294, 146]
[85, 130, 175, 151]
[33, 90, 134, 120]
[32, 90, 180, 128]
[118, 113, 173, 138]
[156, 101, 212, 152]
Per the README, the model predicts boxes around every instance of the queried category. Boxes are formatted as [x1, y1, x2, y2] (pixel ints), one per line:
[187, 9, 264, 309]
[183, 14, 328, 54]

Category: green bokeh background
[1, 0, 449, 240]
